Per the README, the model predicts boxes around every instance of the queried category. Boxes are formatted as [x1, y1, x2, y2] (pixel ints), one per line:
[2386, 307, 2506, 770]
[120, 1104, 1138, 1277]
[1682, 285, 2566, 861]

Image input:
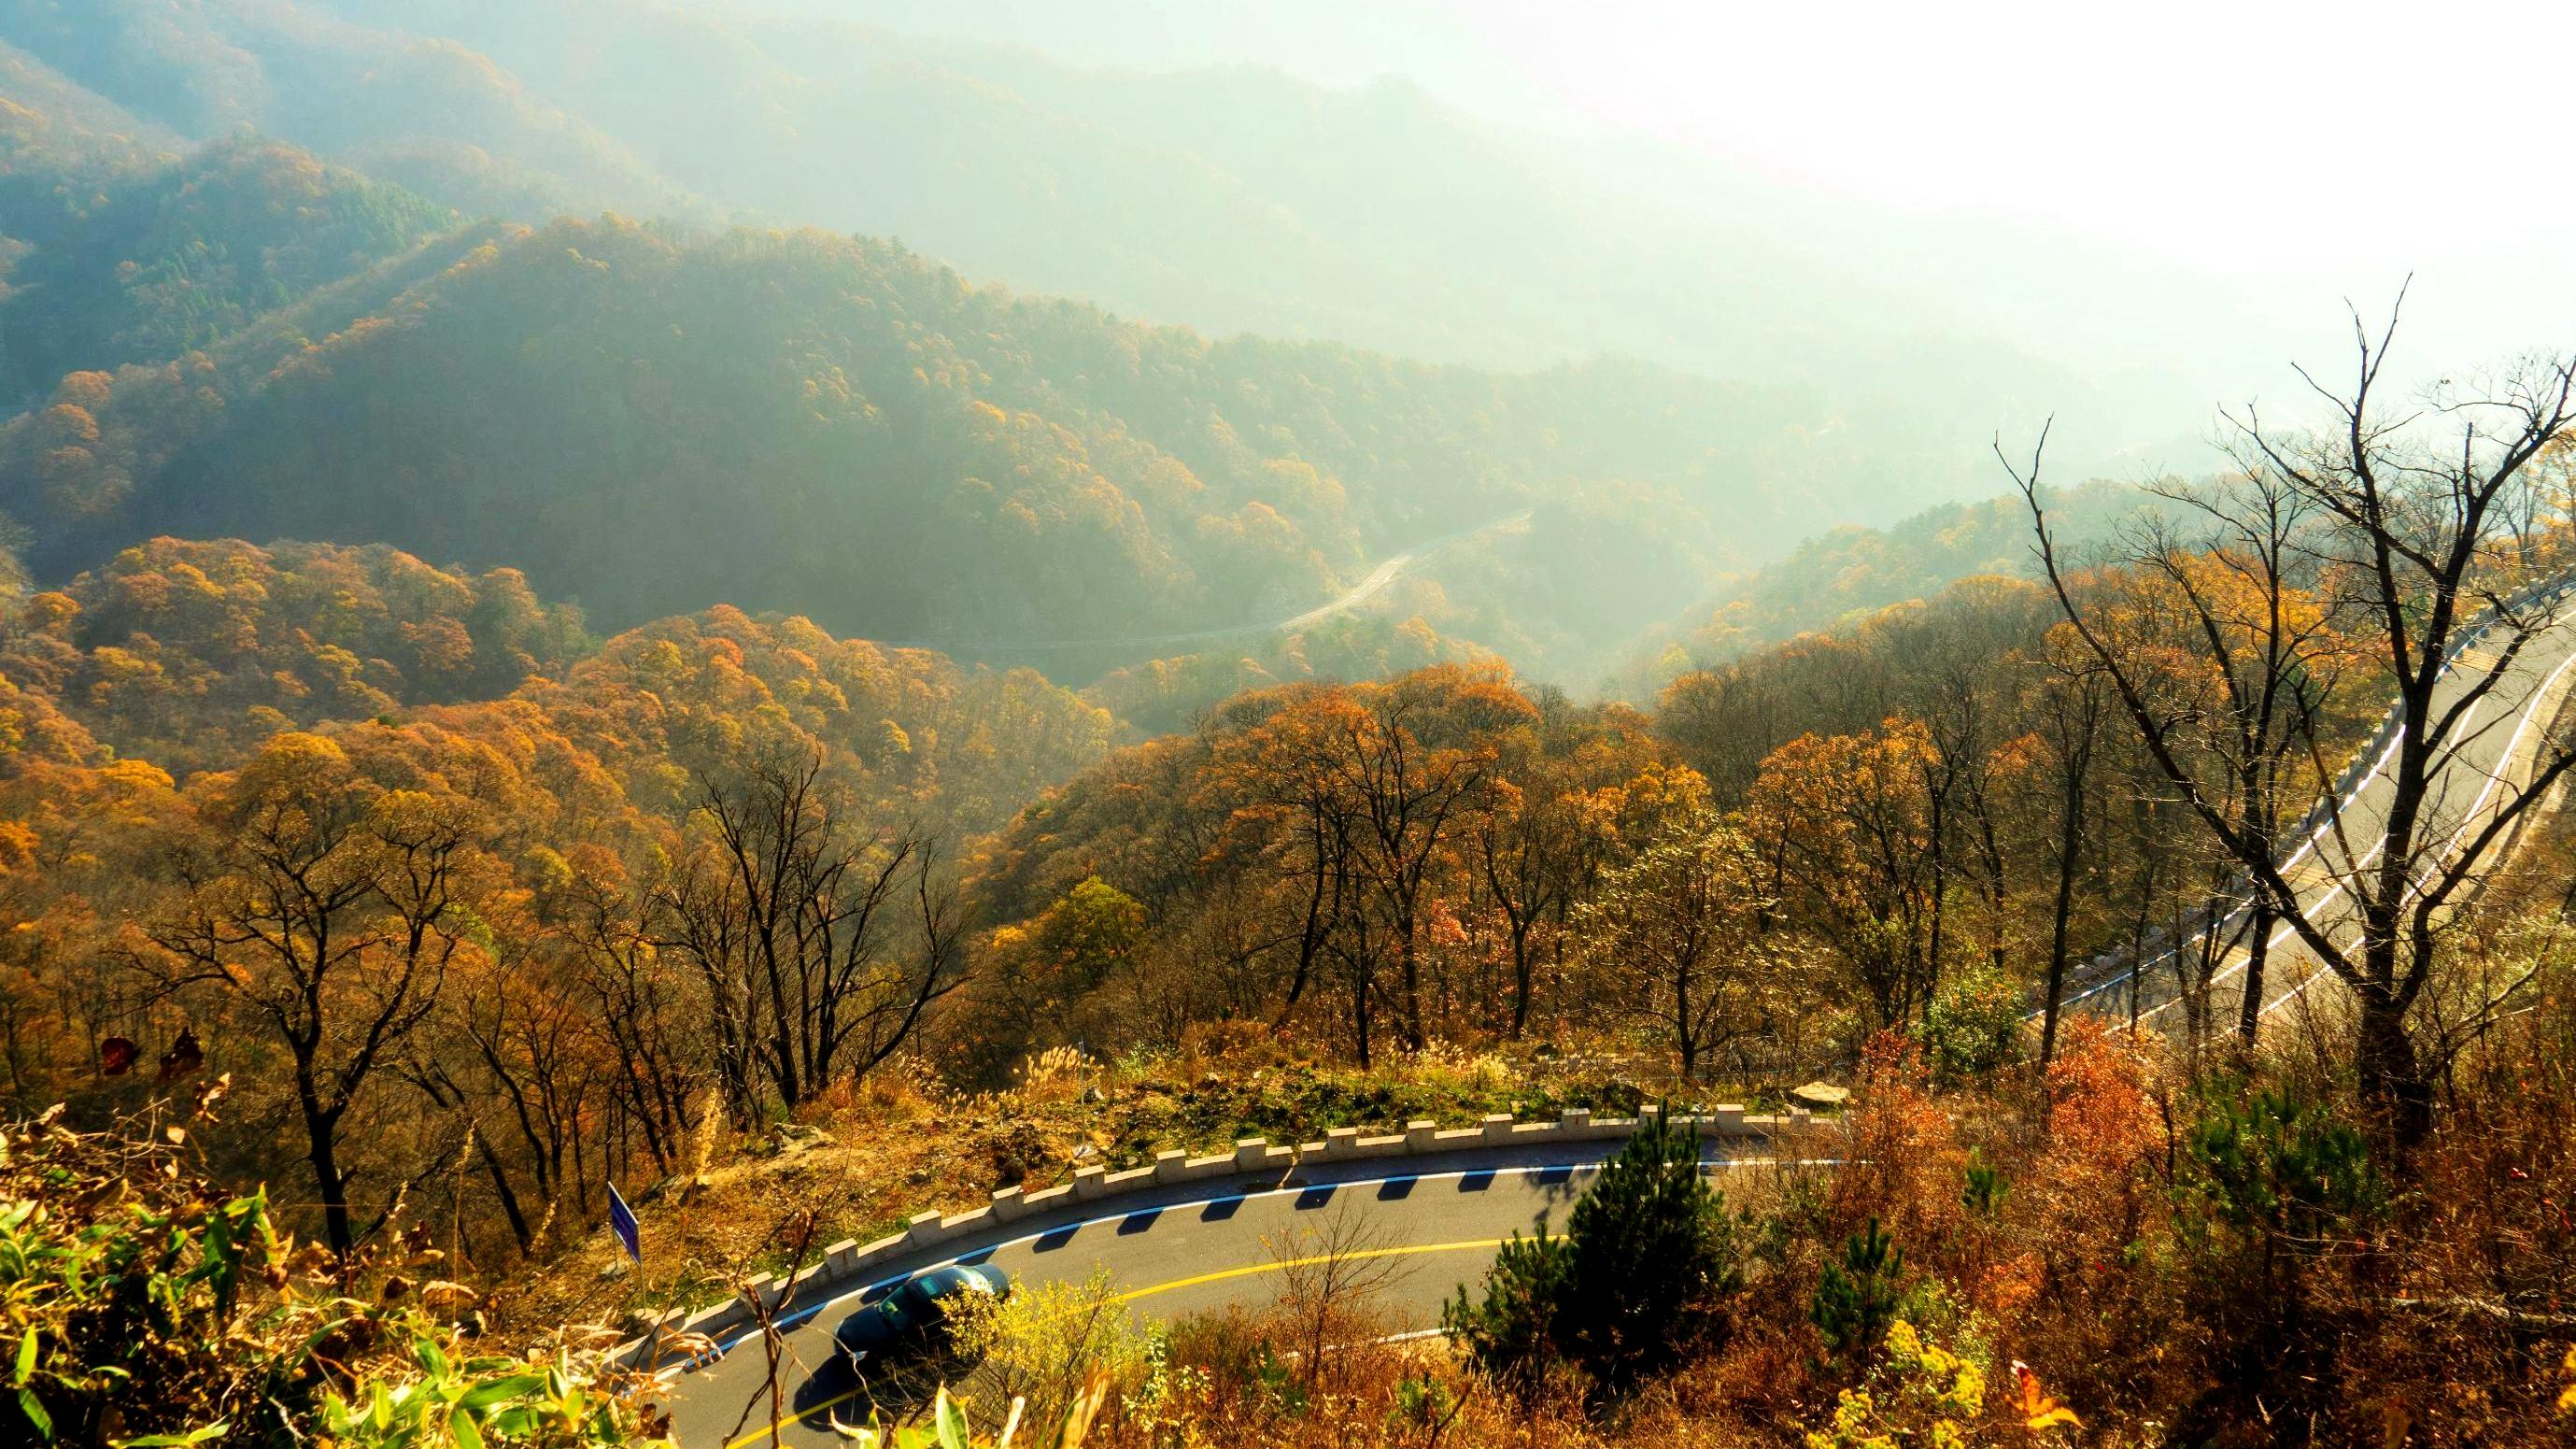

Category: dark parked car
[834, 1264, 1012, 1371]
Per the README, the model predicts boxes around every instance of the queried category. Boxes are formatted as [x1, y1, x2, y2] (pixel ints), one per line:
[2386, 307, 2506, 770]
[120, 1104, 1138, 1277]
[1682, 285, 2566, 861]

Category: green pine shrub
[1810, 1217, 1905, 1364]
[1444, 1109, 1746, 1400]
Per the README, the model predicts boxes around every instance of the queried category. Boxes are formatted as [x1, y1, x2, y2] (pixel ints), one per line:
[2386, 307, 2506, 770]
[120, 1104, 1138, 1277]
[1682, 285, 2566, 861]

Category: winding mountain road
[883, 510, 1531, 656]
[653, 1139, 1812, 1447]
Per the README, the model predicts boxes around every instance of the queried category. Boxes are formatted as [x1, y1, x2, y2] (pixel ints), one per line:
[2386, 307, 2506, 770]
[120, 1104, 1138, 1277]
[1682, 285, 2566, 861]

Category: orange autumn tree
[1465, 713, 1673, 1040]
[1741, 717, 1951, 1030]
[0, 752, 176, 1098]
[1211, 665, 1537, 1062]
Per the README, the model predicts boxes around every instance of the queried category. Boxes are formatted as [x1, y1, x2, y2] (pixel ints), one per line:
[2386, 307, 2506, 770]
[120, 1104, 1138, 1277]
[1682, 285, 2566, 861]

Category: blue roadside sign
[608, 1181, 642, 1265]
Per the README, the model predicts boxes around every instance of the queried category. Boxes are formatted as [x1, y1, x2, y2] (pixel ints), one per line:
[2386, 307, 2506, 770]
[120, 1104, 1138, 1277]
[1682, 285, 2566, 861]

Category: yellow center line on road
[715, 1237, 1511, 1448]
[1110, 1236, 1507, 1305]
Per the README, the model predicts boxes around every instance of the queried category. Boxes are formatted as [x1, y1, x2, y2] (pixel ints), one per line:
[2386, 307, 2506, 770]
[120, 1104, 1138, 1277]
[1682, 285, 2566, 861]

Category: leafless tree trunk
[2035, 664, 2103, 1066]
[657, 745, 969, 1121]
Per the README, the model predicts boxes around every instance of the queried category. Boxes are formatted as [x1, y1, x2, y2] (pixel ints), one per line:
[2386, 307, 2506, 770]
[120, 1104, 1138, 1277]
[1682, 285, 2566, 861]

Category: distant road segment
[2062, 587, 2576, 1029]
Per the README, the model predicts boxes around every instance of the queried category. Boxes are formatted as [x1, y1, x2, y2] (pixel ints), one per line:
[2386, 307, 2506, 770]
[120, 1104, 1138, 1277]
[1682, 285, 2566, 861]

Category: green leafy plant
[1922, 963, 2022, 1084]
[0, 1109, 665, 1448]
[1386, 1371, 1459, 1443]
[2171, 1080, 2389, 1366]
[1249, 1346, 1309, 1417]
[1960, 1150, 2010, 1217]
[1802, 1319, 1990, 1449]
[1442, 1222, 1573, 1401]
[312, 1346, 645, 1449]
[1123, 1326, 1208, 1442]
[2182, 1086, 2385, 1251]
[830, 1380, 1111, 1449]
[828, 1386, 982, 1449]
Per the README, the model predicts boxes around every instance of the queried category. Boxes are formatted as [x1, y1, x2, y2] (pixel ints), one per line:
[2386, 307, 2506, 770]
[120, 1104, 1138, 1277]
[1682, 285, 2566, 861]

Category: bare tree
[402, 936, 601, 1259]
[1268, 1200, 1404, 1387]
[1242, 730, 1361, 1029]
[2008, 294, 2576, 1148]
[2031, 645, 2106, 1067]
[658, 745, 968, 1120]
[563, 868, 701, 1178]
[2138, 462, 2347, 1045]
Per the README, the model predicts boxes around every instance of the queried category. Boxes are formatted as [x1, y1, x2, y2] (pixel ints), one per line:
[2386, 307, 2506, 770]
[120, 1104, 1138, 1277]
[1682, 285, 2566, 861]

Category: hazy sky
[828, 0, 2566, 363]
[1433, 2, 2548, 281]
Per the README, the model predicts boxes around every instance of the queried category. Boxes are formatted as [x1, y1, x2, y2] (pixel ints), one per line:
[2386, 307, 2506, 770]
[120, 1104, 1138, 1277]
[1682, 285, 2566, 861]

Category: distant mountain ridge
[0, 207, 1861, 681]
[1605, 479, 2159, 699]
[0, 1, 2237, 703]
[0, 133, 455, 395]
[4, 0, 2264, 500]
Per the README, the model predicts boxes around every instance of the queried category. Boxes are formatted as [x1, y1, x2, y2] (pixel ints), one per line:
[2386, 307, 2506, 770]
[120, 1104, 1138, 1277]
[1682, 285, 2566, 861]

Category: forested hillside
[0, 210, 1853, 679]
[966, 571, 2320, 1082]
[0, 540, 2318, 1273]
[0, 35, 177, 177]
[0, 532, 1111, 1260]
[0, 135, 454, 394]
[1083, 610, 1494, 739]
[1605, 479, 2158, 695]
[0, 0, 705, 223]
[0, 5, 2156, 695]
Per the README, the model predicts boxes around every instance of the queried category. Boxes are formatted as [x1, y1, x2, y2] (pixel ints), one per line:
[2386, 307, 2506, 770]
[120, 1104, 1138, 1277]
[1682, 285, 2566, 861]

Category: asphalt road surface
[654, 1140, 1815, 1447]
[2059, 589, 2576, 1031]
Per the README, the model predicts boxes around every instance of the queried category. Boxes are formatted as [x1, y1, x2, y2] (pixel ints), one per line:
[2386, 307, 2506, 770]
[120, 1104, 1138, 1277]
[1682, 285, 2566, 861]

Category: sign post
[608, 1182, 654, 1368]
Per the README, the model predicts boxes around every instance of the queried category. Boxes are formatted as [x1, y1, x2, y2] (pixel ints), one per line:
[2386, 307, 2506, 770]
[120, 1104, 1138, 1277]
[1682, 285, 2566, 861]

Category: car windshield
[873, 1287, 926, 1333]
[861, 1271, 987, 1343]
